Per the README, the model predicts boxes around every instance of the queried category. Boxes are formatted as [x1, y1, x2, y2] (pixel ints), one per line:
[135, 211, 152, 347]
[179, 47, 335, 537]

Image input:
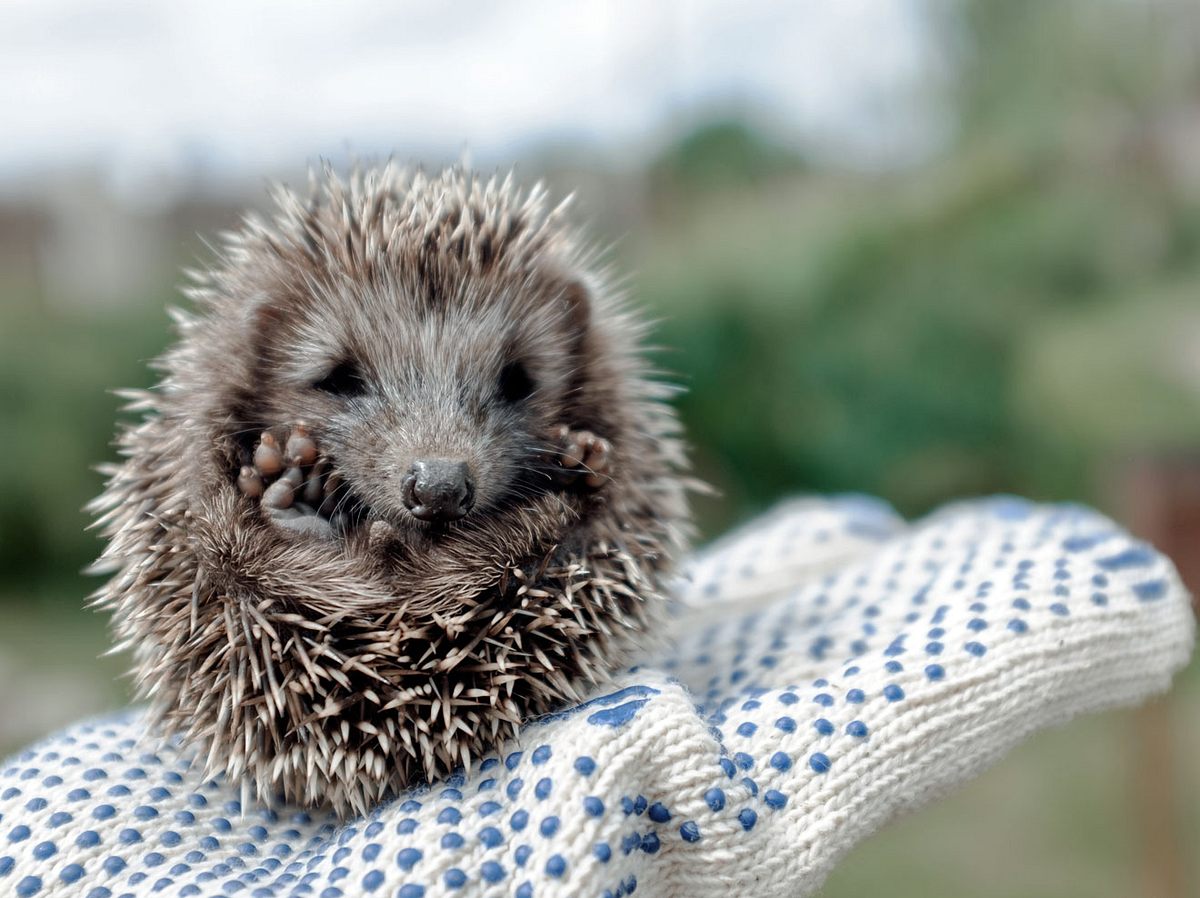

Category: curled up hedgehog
[89, 165, 691, 816]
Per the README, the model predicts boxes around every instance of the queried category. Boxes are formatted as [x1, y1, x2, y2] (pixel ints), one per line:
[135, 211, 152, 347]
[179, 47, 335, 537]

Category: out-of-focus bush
[632, 0, 1200, 534]
[647, 119, 807, 199]
[0, 296, 171, 603]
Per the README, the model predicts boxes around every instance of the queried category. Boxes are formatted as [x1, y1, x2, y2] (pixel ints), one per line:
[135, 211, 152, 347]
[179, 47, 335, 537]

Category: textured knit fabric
[0, 496, 1194, 898]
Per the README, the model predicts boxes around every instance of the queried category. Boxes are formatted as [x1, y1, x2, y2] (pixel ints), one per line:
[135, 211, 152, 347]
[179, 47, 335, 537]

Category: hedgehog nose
[402, 459, 475, 522]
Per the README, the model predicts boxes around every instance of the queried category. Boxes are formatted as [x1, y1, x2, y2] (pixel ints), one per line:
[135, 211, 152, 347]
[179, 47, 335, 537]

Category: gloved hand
[1, 496, 1193, 898]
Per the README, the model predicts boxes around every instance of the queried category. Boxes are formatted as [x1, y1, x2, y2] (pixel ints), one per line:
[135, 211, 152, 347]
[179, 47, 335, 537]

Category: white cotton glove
[1, 497, 1193, 898]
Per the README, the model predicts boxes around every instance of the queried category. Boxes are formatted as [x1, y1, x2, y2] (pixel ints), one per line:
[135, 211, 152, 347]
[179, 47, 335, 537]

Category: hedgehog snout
[401, 459, 476, 522]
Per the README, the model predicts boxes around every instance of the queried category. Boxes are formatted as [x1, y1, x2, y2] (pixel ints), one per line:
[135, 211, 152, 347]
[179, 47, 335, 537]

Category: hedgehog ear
[252, 299, 288, 336]
[245, 298, 292, 367]
[559, 277, 592, 339]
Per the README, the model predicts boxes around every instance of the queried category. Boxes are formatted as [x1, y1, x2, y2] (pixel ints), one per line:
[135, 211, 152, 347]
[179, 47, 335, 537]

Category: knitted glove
[1, 496, 1193, 898]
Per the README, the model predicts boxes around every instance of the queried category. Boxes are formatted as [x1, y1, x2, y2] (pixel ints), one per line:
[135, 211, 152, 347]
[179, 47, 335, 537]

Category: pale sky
[0, 0, 945, 193]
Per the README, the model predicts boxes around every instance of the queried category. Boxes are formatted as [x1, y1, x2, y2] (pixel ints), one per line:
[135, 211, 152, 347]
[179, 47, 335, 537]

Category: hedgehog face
[234, 276, 595, 535]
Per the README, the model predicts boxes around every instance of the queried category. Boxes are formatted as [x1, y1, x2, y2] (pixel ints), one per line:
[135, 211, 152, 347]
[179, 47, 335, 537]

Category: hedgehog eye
[498, 361, 534, 403]
[313, 359, 366, 396]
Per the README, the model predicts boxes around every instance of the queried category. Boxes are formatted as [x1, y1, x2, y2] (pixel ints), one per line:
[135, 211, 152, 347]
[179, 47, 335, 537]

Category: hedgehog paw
[237, 423, 340, 538]
[547, 425, 613, 490]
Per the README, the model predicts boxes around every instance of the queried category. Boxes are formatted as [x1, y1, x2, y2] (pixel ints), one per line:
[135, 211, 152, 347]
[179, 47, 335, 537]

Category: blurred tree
[647, 118, 806, 202]
[0, 298, 170, 604]
[635, 0, 1200, 536]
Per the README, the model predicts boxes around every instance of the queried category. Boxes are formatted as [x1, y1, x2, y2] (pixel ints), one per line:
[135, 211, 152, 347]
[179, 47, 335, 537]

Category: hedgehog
[88, 165, 691, 817]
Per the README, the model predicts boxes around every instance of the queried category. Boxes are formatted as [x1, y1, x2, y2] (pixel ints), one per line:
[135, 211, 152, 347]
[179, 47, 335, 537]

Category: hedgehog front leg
[238, 424, 337, 538]
[546, 424, 613, 490]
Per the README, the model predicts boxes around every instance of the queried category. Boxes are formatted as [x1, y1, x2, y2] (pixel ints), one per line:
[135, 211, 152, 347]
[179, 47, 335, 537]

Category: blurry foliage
[634, 0, 1200, 534]
[643, 148, 1200, 532]
[0, 296, 170, 600]
[3, 0, 1200, 604]
[646, 118, 806, 199]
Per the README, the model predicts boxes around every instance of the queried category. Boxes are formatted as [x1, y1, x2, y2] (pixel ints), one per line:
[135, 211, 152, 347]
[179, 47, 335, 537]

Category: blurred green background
[1, 2, 1198, 895]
